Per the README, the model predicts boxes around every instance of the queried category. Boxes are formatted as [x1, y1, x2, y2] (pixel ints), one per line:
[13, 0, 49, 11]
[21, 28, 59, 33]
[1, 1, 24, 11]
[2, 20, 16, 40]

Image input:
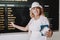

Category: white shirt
[28, 15, 49, 40]
[28, 15, 49, 31]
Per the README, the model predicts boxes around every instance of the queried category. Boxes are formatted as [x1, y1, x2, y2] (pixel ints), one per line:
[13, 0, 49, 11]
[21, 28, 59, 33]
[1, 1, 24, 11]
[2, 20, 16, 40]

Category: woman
[10, 2, 53, 40]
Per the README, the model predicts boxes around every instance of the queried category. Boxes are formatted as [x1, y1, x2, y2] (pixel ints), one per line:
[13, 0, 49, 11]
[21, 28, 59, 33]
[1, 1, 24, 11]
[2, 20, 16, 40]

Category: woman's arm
[10, 18, 32, 31]
[42, 16, 53, 37]
[10, 22, 28, 31]
[44, 17, 53, 37]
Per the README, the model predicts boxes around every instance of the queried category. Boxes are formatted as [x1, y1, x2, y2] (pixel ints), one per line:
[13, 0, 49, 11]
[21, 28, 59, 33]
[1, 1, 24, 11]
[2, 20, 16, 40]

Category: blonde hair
[30, 7, 45, 18]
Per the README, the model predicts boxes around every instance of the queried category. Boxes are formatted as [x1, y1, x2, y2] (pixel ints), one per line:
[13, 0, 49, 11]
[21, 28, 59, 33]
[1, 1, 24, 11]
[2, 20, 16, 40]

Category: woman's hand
[9, 22, 15, 27]
[45, 30, 53, 38]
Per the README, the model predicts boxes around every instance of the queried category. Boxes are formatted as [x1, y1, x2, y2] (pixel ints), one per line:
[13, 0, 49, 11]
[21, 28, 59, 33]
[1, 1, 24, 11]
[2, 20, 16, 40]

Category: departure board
[0, 7, 5, 31]
[8, 7, 16, 30]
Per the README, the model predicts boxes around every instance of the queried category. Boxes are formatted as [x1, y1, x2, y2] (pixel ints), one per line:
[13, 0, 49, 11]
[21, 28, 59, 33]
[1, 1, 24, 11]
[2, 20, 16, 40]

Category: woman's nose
[34, 8, 37, 11]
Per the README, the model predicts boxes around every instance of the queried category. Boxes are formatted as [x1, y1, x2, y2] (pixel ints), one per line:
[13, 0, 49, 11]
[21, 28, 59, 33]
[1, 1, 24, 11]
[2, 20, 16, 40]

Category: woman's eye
[32, 8, 35, 10]
[32, 7, 40, 10]
[36, 7, 40, 9]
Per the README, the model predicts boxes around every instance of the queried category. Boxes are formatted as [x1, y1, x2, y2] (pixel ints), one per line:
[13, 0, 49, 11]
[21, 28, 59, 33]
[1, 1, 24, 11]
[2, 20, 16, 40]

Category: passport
[40, 25, 49, 36]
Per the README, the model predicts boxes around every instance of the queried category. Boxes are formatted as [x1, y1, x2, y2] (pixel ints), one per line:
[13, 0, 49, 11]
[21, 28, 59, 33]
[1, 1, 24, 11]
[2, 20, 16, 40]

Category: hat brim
[29, 5, 42, 10]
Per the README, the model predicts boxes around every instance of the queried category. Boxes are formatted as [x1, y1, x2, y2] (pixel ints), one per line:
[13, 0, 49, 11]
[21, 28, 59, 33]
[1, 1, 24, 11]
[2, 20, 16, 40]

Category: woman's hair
[30, 7, 45, 18]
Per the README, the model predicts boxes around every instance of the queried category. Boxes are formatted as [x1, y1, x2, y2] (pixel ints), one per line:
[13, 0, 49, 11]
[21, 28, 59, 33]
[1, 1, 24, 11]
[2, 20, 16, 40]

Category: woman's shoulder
[40, 15, 49, 25]
[29, 18, 34, 22]
[30, 18, 34, 20]
[40, 15, 47, 19]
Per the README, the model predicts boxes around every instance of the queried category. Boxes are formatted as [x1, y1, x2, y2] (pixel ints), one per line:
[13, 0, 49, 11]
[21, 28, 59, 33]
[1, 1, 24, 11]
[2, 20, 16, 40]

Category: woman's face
[31, 7, 41, 16]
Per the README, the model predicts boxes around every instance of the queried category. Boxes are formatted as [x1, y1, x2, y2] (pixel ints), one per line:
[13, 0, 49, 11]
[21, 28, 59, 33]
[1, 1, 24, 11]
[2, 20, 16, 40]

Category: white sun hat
[29, 2, 42, 10]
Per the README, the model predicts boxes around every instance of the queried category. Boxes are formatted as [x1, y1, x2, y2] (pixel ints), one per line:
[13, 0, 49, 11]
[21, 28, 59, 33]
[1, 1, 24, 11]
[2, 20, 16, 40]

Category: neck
[34, 15, 40, 20]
